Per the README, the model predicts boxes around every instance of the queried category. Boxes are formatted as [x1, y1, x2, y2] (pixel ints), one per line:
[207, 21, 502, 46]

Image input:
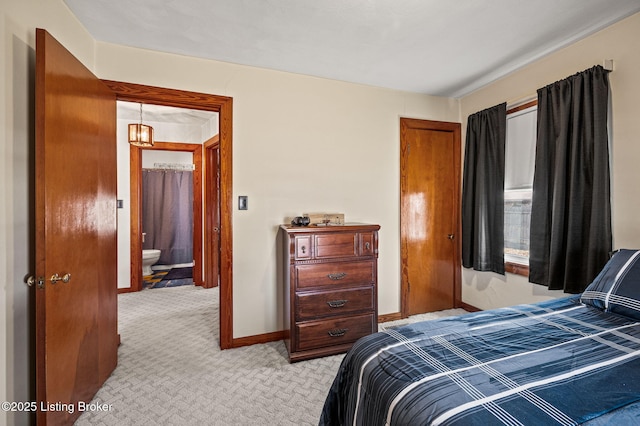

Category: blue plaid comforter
[319, 297, 640, 425]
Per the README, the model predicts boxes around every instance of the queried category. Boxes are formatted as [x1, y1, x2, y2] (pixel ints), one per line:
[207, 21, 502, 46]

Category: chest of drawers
[280, 223, 380, 362]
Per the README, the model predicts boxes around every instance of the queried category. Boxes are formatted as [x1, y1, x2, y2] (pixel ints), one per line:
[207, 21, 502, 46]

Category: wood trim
[203, 135, 220, 289]
[378, 312, 402, 323]
[105, 80, 234, 350]
[117, 286, 136, 294]
[232, 331, 286, 348]
[130, 145, 143, 291]
[459, 302, 482, 312]
[507, 99, 537, 115]
[505, 261, 529, 277]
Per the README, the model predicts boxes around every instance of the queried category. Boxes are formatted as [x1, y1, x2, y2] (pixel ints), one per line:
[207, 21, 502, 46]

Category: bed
[319, 249, 640, 425]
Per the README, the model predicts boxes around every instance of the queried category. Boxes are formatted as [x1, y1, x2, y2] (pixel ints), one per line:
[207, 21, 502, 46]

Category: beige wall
[459, 12, 640, 310]
[95, 42, 460, 337]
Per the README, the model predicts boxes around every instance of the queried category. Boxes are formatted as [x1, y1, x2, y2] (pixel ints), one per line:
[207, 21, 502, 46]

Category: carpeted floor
[75, 286, 467, 425]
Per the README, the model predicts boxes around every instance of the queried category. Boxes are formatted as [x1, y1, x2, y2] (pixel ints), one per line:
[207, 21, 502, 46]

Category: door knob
[50, 273, 71, 284]
[447, 234, 455, 240]
[26, 276, 45, 289]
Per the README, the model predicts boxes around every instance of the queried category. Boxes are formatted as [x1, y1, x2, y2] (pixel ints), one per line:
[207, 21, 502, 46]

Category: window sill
[505, 261, 529, 277]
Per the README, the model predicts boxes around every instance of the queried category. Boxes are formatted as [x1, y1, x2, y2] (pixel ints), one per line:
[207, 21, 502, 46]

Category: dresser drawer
[314, 232, 358, 258]
[296, 313, 375, 351]
[296, 287, 374, 321]
[295, 260, 374, 289]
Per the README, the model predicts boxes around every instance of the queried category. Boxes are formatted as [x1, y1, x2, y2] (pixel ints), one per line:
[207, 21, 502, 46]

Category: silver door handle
[50, 273, 71, 284]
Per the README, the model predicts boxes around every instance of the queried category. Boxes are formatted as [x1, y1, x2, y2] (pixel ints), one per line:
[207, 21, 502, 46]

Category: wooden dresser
[280, 223, 380, 362]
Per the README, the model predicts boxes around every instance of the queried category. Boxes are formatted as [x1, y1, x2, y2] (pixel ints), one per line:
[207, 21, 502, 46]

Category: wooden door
[35, 29, 118, 425]
[400, 118, 461, 316]
[204, 137, 220, 288]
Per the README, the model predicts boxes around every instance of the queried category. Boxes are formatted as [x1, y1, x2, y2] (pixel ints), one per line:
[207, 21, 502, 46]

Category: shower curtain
[142, 169, 194, 265]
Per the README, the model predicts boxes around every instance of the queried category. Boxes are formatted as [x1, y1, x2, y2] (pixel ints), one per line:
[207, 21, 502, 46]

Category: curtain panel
[462, 103, 507, 275]
[529, 65, 612, 293]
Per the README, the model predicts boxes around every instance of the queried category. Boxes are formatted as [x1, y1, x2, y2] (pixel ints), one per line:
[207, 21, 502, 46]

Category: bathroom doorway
[106, 79, 234, 350]
[140, 146, 199, 289]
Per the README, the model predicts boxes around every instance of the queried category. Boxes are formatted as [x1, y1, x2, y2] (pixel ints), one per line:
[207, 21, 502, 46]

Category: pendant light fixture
[128, 103, 154, 147]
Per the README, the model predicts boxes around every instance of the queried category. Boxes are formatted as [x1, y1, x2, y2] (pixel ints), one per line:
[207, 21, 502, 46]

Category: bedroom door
[400, 118, 461, 316]
[35, 29, 118, 425]
[204, 136, 221, 288]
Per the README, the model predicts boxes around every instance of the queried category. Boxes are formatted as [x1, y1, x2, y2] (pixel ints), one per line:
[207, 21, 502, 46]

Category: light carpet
[76, 286, 467, 425]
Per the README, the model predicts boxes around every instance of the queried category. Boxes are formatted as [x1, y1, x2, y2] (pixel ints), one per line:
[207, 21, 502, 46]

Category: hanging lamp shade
[128, 104, 154, 147]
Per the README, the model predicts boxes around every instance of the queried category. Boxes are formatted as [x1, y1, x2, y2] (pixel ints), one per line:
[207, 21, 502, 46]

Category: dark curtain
[462, 103, 507, 275]
[529, 65, 612, 293]
[142, 169, 194, 265]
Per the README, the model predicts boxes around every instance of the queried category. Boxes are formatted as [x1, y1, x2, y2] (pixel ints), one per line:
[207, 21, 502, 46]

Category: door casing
[130, 142, 204, 289]
[400, 117, 462, 317]
[102, 80, 234, 349]
[204, 135, 221, 288]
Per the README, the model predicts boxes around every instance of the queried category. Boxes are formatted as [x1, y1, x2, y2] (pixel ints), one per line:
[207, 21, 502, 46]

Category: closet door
[400, 118, 461, 315]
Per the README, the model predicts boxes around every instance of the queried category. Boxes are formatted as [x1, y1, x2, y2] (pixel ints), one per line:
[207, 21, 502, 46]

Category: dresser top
[280, 223, 380, 234]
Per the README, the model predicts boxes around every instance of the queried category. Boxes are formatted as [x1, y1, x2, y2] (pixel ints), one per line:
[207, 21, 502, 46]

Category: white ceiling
[117, 101, 217, 125]
[66, 0, 640, 98]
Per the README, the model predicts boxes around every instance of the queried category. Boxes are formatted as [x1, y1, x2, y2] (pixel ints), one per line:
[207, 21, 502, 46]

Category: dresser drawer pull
[326, 299, 348, 308]
[328, 328, 348, 337]
[327, 272, 347, 280]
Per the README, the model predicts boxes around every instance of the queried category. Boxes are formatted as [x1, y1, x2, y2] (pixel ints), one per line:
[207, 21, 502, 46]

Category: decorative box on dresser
[280, 223, 380, 362]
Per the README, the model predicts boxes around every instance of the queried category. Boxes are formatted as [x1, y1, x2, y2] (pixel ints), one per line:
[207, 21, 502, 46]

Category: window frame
[504, 100, 537, 276]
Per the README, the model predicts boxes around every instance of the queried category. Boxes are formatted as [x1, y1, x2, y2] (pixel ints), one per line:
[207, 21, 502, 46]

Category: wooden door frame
[399, 117, 462, 318]
[204, 135, 220, 288]
[103, 80, 234, 350]
[130, 142, 204, 289]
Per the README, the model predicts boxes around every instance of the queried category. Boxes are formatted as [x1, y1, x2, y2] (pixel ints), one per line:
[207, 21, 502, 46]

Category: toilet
[142, 249, 161, 276]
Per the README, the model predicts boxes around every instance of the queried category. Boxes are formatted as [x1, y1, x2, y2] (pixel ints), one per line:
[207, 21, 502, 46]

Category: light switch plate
[238, 196, 248, 210]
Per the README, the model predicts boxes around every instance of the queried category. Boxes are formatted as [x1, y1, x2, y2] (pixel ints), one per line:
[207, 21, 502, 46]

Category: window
[504, 103, 537, 267]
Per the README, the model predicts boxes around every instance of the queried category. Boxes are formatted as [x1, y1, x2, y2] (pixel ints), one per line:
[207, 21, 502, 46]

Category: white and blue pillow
[581, 249, 640, 320]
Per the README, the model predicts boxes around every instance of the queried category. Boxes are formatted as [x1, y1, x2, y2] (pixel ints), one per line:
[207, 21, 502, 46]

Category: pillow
[580, 249, 640, 320]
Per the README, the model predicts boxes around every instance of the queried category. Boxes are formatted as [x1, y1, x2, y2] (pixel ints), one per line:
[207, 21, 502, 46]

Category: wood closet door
[35, 28, 118, 425]
[400, 118, 461, 316]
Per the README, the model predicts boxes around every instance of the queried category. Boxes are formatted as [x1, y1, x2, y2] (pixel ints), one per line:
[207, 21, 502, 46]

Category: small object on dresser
[291, 216, 310, 227]
[303, 213, 345, 225]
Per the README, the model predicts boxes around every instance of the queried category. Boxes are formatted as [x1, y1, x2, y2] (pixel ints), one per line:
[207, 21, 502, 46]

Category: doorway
[131, 142, 204, 289]
[104, 79, 234, 350]
[400, 118, 462, 316]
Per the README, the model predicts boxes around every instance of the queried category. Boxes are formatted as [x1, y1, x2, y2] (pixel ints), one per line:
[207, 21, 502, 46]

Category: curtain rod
[506, 60, 614, 111]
